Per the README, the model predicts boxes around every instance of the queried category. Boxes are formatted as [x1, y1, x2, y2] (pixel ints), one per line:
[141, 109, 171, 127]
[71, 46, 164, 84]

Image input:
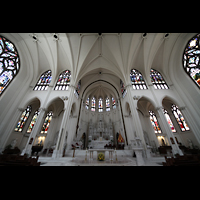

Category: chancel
[0, 33, 200, 166]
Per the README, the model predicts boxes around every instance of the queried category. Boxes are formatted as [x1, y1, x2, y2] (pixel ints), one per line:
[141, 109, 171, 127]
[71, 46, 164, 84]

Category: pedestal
[146, 145, 152, 159]
[133, 148, 145, 166]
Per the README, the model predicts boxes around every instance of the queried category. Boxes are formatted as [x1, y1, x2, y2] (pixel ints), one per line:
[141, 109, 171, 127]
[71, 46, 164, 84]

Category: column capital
[133, 95, 141, 100]
[38, 107, 47, 112]
[61, 96, 68, 101]
[179, 106, 186, 111]
[18, 107, 25, 112]
[155, 106, 163, 111]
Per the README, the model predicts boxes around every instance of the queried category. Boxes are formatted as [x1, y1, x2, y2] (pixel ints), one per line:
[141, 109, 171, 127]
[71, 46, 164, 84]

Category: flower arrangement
[98, 153, 105, 161]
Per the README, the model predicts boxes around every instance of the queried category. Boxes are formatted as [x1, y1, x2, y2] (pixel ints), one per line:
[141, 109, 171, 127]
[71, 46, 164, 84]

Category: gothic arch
[46, 97, 64, 116]
[23, 97, 41, 111]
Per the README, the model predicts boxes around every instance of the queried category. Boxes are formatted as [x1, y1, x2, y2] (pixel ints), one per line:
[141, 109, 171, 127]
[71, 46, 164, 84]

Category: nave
[39, 149, 165, 166]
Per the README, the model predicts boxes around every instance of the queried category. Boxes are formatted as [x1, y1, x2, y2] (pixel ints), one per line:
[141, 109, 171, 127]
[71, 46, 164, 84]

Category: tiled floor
[39, 150, 165, 166]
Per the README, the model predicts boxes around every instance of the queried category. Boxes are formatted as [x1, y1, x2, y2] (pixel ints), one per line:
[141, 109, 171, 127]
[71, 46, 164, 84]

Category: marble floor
[39, 150, 165, 166]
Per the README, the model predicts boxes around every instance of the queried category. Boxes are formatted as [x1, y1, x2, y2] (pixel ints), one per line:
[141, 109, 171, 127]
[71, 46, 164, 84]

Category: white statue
[21, 148, 26, 155]
[35, 137, 39, 145]
[11, 138, 17, 149]
[187, 139, 193, 149]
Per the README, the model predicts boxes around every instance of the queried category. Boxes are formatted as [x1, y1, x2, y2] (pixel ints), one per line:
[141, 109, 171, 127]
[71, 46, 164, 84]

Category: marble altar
[88, 114, 114, 149]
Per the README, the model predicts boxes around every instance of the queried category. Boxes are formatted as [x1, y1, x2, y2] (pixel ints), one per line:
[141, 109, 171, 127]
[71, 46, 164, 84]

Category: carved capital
[179, 106, 186, 111]
[133, 95, 140, 100]
[38, 107, 47, 112]
[61, 96, 68, 101]
[155, 106, 163, 111]
[18, 107, 25, 112]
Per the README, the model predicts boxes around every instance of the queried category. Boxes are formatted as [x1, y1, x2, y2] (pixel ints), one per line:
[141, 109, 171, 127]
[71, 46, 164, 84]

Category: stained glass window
[130, 69, 148, 90]
[99, 98, 103, 112]
[54, 70, 71, 90]
[163, 109, 176, 133]
[150, 69, 169, 89]
[0, 35, 20, 96]
[41, 111, 53, 134]
[74, 80, 81, 98]
[27, 109, 40, 133]
[149, 110, 162, 133]
[171, 104, 190, 132]
[112, 97, 116, 109]
[120, 79, 127, 97]
[85, 97, 89, 109]
[91, 97, 96, 111]
[183, 33, 200, 88]
[106, 97, 110, 111]
[15, 106, 32, 132]
[34, 70, 52, 91]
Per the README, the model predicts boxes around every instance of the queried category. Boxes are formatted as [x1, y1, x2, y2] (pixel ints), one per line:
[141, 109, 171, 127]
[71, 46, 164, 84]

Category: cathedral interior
[0, 33, 200, 166]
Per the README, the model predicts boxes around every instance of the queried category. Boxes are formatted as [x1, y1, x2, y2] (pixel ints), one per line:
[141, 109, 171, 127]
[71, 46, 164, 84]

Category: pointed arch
[34, 70, 52, 91]
[15, 105, 32, 132]
[171, 104, 190, 132]
[150, 68, 169, 89]
[106, 97, 110, 111]
[149, 110, 162, 134]
[183, 33, 200, 88]
[0, 35, 20, 96]
[91, 97, 96, 111]
[130, 68, 148, 90]
[98, 97, 103, 112]
[54, 69, 71, 91]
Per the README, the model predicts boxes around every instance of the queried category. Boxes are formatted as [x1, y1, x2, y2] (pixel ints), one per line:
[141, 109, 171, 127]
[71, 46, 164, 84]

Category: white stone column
[156, 106, 183, 156]
[24, 107, 46, 155]
[52, 96, 69, 158]
[129, 92, 147, 154]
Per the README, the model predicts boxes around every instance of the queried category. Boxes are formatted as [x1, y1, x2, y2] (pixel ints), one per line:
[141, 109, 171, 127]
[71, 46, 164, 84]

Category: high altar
[88, 114, 113, 149]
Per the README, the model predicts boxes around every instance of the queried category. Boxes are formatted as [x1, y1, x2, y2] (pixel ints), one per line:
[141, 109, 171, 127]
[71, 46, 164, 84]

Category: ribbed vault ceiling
[2, 33, 195, 99]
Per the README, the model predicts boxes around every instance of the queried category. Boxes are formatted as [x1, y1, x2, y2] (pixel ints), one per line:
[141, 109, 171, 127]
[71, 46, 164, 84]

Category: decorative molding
[133, 95, 140, 100]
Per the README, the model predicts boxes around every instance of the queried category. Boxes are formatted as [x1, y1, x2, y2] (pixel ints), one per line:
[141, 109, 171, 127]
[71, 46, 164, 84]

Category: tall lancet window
[163, 109, 176, 133]
[15, 106, 32, 132]
[183, 33, 200, 88]
[27, 109, 40, 133]
[41, 111, 53, 134]
[0, 35, 20, 96]
[150, 69, 169, 89]
[34, 70, 52, 91]
[149, 110, 162, 133]
[74, 80, 81, 98]
[112, 97, 116, 109]
[171, 104, 190, 132]
[54, 70, 71, 90]
[85, 97, 89, 109]
[120, 79, 127, 98]
[91, 97, 96, 111]
[106, 97, 110, 111]
[130, 69, 147, 90]
[99, 98, 103, 112]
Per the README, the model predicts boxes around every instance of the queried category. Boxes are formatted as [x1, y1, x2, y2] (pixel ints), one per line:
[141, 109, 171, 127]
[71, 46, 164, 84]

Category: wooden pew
[0, 154, 41, 166]
[162, 154, 200, 166]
